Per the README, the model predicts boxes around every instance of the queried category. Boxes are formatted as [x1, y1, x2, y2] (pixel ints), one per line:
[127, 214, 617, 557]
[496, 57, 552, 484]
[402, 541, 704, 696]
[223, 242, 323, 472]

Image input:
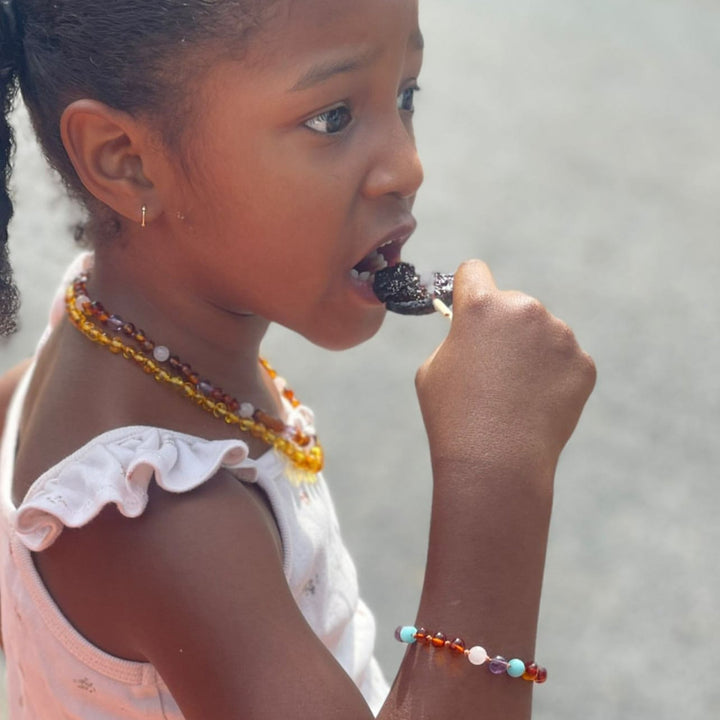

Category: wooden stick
[433, 297, 453, 320]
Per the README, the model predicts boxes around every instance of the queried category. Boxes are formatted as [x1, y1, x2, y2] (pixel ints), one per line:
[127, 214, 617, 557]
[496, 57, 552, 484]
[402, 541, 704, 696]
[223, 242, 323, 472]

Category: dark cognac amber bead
[180, 363, 193, 377]
[522, 662, 538, 681]
[168, 355, 182, 370]
[211, 388, 225, 402]
[121, 322, 136, 337]
[134, 329, 147, 344]
[449, 638, 466, 654]
[294, 432, 311, 447]
[140, 340, 155, 353]
[535, 667, 548, 684]
[188, 372, 201, 385]
[431, 632, 447, 648]
[226, 399, 240, 413]
[414, 628, 428, 642]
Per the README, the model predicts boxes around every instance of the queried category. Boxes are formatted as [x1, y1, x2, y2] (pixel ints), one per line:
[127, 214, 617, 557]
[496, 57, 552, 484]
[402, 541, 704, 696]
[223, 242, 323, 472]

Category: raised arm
[33, 261, 594, 720]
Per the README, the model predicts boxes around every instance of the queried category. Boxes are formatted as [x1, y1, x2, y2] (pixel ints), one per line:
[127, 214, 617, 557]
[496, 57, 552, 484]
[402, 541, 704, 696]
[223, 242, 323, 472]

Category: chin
[300, 307, 387, 351]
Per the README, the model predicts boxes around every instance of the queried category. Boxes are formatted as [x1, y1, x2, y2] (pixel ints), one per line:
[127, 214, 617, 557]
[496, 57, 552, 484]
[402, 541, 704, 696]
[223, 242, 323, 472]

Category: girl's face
[160, 0, 424, 350]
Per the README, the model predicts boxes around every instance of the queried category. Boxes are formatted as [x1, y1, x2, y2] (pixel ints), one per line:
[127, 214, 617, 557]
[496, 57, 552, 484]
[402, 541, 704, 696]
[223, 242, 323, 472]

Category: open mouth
[350, 237, 404, 283]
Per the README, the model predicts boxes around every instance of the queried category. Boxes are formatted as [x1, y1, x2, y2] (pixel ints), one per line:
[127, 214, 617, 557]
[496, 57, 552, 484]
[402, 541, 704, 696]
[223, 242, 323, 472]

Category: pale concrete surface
[1, 1, 718, 718]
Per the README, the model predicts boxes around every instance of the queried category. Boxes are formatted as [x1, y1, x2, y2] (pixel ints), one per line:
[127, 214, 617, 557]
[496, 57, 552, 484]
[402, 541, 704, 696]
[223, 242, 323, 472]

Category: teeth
[350, 268, 360, 279]
[380, 239, 393, 248]
[358, 271, 371, 282]
[365, 249, 389, 272]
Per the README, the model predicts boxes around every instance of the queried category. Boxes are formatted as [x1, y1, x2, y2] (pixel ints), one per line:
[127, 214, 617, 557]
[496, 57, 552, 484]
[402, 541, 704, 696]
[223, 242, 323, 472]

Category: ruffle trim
[14, 427, 257, 552]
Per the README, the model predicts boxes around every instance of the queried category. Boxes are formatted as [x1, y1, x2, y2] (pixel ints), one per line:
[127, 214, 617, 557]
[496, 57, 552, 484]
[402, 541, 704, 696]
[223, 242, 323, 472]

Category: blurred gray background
[1, 0, 719, 718]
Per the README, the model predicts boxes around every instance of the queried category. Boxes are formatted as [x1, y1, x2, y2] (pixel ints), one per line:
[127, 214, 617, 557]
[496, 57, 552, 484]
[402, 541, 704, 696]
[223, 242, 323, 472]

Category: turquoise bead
[507, 659, 526, 678]
[400, 626, 418, 644]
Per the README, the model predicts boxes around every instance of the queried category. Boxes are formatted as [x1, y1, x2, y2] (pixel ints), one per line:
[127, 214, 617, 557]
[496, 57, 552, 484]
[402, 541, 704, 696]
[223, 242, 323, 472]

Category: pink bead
[467, 646, 488, 666]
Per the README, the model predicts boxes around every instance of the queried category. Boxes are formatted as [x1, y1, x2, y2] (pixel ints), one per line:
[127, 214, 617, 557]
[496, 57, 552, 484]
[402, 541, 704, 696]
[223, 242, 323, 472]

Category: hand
[416, 260, 596, 483]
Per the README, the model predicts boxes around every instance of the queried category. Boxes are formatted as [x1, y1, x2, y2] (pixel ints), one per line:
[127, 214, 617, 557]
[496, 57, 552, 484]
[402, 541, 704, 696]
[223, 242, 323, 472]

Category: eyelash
[303, 84, 421, 136]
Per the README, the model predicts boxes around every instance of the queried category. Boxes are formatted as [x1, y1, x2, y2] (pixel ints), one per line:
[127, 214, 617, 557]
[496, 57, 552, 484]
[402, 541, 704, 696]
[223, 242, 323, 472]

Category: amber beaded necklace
[65, 273, 324, 479]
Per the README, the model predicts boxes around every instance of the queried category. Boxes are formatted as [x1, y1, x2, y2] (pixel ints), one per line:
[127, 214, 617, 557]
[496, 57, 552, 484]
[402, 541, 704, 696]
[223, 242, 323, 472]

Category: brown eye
[397, 85, 419, 112]
[304, 105, 353, 134]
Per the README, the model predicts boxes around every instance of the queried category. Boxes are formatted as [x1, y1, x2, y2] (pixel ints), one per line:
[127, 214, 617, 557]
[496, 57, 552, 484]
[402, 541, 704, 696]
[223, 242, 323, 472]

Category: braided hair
[0, 0, 273, 336]
[0, 0, 20, 335]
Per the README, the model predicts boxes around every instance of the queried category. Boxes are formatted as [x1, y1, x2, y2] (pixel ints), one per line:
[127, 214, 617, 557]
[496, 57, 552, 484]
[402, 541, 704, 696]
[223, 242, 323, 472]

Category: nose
[361, 115, 424, 201]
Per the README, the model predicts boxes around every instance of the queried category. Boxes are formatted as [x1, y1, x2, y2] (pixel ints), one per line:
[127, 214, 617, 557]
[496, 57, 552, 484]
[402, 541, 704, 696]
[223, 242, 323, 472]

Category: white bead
[153, 345, 170, 362]
[468, 646, 488, 666]
[75, 295, 90, 312]
[239, 403, 255, 418]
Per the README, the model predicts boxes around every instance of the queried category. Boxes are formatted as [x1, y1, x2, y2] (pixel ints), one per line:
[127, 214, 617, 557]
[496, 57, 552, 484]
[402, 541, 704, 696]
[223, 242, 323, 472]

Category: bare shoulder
[34, 469, 374, 720]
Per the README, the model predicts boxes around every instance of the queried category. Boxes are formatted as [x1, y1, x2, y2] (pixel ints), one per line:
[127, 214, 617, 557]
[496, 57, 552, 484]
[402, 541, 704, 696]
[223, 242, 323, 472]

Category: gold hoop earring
[140, 205, 147, 228]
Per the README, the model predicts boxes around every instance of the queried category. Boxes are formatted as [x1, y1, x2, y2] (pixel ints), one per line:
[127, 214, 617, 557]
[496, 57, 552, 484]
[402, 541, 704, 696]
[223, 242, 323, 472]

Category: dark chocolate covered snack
[373, 262, 454, 315]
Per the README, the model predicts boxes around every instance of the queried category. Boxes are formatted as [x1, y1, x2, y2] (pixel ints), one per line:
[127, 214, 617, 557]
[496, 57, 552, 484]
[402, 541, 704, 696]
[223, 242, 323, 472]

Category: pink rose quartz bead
[467, 646, 488, 666]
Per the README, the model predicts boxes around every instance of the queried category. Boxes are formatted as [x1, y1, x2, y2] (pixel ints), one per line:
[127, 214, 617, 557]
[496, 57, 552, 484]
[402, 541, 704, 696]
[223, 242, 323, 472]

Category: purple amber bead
[489, 656, 508, 675]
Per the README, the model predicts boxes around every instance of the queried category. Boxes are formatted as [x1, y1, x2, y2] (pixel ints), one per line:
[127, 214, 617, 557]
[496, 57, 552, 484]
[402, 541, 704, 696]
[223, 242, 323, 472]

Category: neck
[90, 242, 271, 399]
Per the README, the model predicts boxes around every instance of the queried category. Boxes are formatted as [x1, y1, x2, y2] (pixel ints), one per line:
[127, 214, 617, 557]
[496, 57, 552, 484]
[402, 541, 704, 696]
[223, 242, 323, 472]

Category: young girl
[0, 1, 595, 718]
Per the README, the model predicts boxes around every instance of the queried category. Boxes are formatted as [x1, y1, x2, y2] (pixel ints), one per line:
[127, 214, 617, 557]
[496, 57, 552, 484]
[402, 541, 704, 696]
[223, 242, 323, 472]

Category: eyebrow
[289, 30, 424, 93]
[289, 46, 380, 93]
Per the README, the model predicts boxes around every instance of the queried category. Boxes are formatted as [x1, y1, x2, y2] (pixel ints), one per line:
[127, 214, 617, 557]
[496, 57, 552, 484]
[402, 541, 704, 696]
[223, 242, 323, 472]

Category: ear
[60, 100, 160, 225]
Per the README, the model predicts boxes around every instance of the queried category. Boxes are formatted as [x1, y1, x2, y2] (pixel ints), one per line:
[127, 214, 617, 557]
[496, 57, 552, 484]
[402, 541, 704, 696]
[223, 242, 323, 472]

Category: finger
[451, 259, 498, 312]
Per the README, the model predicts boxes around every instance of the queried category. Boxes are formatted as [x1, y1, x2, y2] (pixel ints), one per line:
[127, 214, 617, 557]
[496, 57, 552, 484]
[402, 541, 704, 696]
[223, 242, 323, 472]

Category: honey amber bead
[141, 340, 155, 353]
[431, 632, 447, 648]
[121, 322, 136, 336]
[450, 638, 466, 654]
[522, 662, 538, 681]
[187, 372, 200, 385]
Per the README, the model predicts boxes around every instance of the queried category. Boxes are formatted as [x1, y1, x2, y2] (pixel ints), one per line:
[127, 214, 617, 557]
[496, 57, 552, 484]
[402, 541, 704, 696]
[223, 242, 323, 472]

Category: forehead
[249, 0, 421, 65]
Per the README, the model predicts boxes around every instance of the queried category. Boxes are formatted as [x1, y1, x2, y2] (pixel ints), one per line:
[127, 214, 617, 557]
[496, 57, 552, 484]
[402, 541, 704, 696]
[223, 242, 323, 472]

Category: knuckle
[512, 294, 546, 322]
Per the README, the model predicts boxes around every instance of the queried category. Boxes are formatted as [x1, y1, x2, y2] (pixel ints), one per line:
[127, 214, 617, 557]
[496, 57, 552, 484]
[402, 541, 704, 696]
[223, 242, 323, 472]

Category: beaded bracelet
[395, 625, 547, 684]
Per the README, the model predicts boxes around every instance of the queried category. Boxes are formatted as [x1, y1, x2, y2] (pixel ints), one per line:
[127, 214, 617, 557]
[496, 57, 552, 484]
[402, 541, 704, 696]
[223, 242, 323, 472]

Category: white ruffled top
[0, 255, 388, 719]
